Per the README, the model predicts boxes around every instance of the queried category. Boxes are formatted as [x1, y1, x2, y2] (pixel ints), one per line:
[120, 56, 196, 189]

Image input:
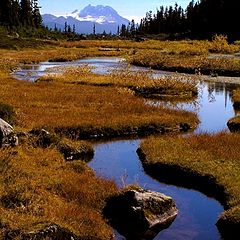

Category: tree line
[137, 0, 239, 40]
[0, 0, 42, 29]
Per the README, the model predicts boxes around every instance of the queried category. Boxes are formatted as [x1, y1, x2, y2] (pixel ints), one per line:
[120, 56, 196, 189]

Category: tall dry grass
[0, 72, 198, 135]
[0, 146, 117, 238]
[129, 50, 240, 76]
[38, 65, 198, 100]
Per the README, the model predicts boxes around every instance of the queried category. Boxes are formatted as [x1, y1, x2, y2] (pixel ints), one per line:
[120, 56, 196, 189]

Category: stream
[14, 57, 240, 240]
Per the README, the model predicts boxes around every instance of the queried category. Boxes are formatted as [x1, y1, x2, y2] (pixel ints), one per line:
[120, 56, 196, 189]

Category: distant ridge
[42, 5, 130, 34]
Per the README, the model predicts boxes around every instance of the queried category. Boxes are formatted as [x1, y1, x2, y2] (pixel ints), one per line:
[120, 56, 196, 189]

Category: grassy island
[138, 133, 240, 238]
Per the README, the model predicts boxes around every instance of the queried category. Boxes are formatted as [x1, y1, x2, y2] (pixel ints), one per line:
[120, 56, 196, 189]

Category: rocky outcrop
[0, 118, 18, 147]
[104, 187, 178, 239]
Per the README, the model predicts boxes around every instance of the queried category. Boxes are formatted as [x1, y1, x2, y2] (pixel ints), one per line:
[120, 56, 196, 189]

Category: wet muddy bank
[54, 122, 196, 141]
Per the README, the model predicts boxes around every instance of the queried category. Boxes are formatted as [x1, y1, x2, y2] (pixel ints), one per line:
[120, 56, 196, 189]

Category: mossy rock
[57, 139, 94, 161]
[29, 128, 60, 148]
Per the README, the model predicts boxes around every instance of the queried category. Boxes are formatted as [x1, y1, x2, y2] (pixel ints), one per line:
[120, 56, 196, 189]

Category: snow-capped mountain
[42, 5, 130, 34]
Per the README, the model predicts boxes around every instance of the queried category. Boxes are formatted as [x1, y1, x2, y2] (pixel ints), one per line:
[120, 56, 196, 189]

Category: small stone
[0, 118, 18, 147]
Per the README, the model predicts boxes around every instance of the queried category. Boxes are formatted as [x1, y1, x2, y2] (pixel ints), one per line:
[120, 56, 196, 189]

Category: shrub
[0, 102, 16, 125]
[209, 35, 237, 54]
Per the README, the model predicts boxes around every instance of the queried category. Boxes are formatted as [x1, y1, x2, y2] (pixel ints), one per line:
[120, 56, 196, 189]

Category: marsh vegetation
[0, 38, 240, 239]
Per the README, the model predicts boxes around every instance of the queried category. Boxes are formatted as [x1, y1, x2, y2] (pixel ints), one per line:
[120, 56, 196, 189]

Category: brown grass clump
[209, 35, 238, 54]
[138, 133, 240, 236]
[0, 146, 118, 239]
[129, 50, 240, 77]
[232, 89, 240, 109]
[38, 65, 198, 101]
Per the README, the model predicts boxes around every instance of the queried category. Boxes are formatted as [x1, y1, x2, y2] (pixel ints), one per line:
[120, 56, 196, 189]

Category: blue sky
[39, 0, 190, 22]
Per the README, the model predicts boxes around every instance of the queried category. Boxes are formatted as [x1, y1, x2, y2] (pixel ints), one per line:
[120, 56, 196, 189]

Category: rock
[5, 223, 80, 240]
[104, 187, 178, 239]
[227, 117, 240, 132]
[0, 118, 18, 147]
[57, 140, 94, 161]
[29, 128, 59, 148]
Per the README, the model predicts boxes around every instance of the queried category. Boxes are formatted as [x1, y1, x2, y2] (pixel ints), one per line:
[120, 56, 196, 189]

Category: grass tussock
[0, 146, 118, 239]
[38, 65, 198, 101]
[232, 89, 240, 109]
[138, 133, 240, 234]
[129, 50, 240, 77]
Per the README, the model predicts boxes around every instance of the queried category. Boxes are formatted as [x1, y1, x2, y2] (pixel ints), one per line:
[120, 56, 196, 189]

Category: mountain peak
[79, 5, 118, 20]
[42, 5, 129, 34]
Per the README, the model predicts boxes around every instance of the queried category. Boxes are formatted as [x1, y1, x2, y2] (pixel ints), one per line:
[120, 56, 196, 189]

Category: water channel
[14, 57, 240, 240]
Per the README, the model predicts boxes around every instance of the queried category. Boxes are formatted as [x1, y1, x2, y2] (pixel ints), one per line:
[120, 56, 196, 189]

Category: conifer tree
[0, 0, 11, 26]
[20, 0, 33, 26]
[32, 0, 42, 28]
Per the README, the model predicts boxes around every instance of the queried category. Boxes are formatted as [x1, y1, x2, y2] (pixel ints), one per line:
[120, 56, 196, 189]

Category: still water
[14, 57, 239, 239]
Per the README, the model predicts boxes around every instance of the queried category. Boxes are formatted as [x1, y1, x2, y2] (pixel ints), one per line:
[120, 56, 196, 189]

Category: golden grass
[139, 133, 240, 232]
[0, 146, 118, 239]
[232, 89, 240, 109]
[57, 38, 239, 55]
[0, 46, 122, 73]
[0, 71, 198, 137]
[129, 50, 240, 76]
[38, 65, 198, 100]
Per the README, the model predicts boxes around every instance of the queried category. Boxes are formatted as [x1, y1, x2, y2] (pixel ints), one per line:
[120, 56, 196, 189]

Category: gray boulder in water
[104, 187, 178, 239]
[0, 118, 18, 147]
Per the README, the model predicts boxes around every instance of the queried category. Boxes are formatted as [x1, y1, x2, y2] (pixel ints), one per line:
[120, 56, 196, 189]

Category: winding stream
[14, 57, 240, 239]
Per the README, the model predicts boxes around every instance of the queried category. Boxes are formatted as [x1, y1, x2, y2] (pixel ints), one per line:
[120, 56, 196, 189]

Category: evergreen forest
[0, 0, 42, 29]
[138, 0, 239, 40]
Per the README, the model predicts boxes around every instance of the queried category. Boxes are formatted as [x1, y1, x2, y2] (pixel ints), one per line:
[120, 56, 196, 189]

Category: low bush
[0, 102, 16, 125]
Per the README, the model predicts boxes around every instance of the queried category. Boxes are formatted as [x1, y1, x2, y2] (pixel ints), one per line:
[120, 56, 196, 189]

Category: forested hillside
[0, 0, 42, 29]
[139, 0, 239, 40]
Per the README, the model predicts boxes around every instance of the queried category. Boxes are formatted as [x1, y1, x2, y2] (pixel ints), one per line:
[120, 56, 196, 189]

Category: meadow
[1, 37, 240, 238]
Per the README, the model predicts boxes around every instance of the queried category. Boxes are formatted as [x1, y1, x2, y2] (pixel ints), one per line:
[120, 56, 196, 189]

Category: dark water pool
[89, 140, 223, 240]
[14, 57, 239, 239]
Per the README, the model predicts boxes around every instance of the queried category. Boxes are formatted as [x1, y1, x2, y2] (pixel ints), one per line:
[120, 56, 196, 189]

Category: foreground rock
[0, 118, 18, 147]
[104, 187, 178, 239]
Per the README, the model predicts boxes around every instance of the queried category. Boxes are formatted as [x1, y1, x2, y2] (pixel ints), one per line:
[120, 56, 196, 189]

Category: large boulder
[104, 187, 178, 239]
[0, 118, 18, 147]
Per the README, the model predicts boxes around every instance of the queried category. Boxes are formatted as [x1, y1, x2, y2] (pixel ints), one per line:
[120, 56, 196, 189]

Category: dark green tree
[0, 0, 11, 26]
[32, 0, 42, 28]
[20, 0, 33, 26]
